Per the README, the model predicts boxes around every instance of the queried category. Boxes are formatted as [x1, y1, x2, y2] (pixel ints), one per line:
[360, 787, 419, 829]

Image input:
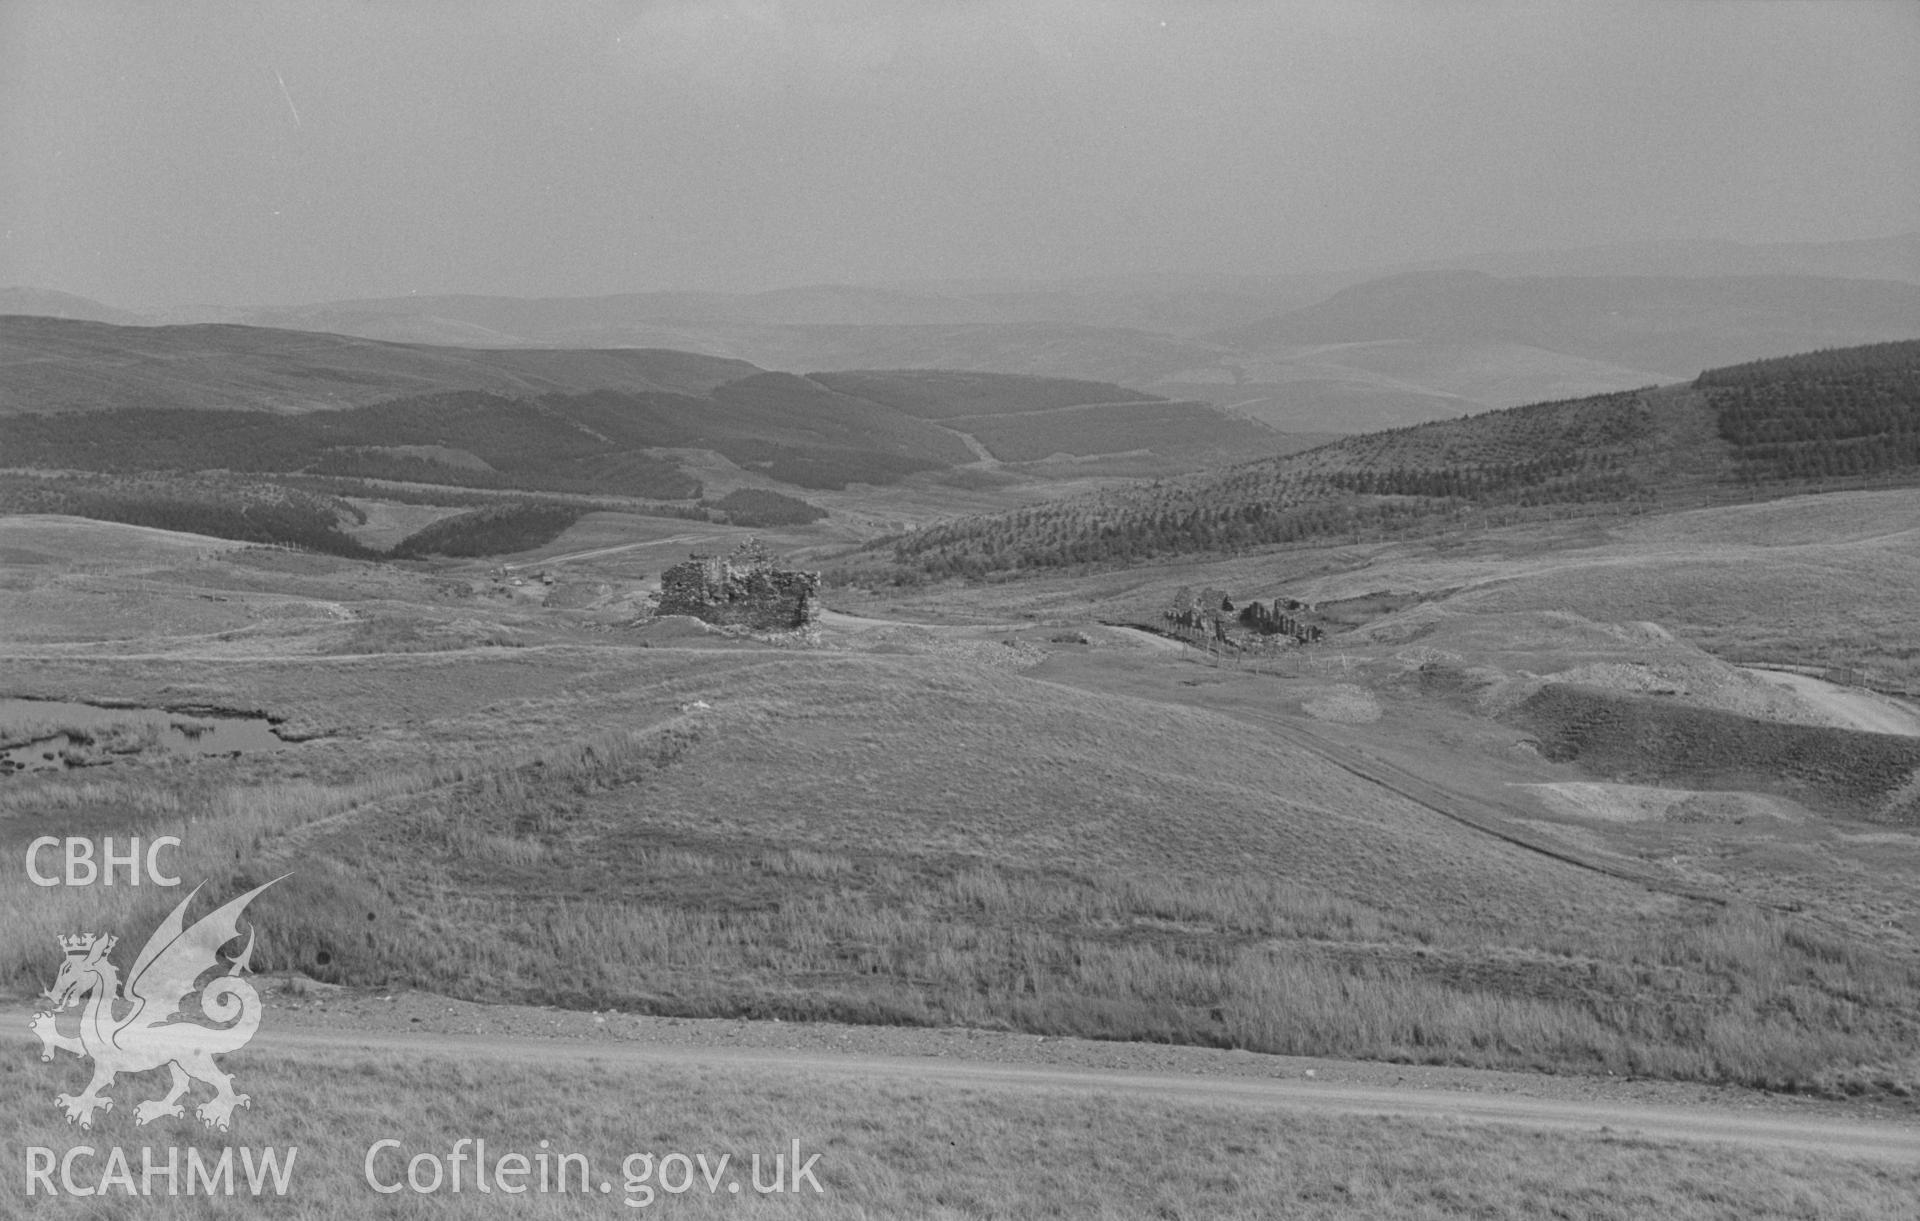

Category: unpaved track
[816, 609, 1030, 633]
[224, 1026, 1919, 1164]
[1103, 624, 1190, 652]
[505, 533, 710, 571]
[1034, 656, 1704, 900]
[1747, 668, 1920, 737]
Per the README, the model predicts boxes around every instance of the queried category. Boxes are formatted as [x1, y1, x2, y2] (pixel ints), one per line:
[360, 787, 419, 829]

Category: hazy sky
[4, 1, 1917, 308]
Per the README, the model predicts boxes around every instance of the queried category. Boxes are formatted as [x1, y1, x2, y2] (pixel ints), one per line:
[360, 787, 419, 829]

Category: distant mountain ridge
[0, 315, 761, 414]
[1214, 273, 1920, 377]
[0, 287, 146, 326]
[0, 316, 1295, 496]
[1411, 232, 1920, 283]
[9, 232, 1919, 434]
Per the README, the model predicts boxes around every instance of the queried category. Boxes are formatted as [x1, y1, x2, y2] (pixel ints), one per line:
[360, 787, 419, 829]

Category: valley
[6, 477, 1920, 1096]
[4, 314, 1918, 1215]
[12, 7, 1920, 1213]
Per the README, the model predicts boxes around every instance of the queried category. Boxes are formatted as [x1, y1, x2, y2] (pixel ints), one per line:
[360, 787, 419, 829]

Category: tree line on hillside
[1, 467, 833, 562]
[275, 474, 713, 520]
[305, 448, 699, 499]
[878, 391, 1658, 579]
[1699, 355, 1920, 484]
[0, 379, 964, 497]
[709, 436, 940, 490]
[1695, 339, 1920, 386]
[0, 391, 702, 499]
[1321, 449, 1618, 498]
[1306, 390, 1657, 471]
[1, 473, 595, 561]
[387, 503, 587, 558]
[872, 343, 1920, 584]
[0, 474, 381, 558]
[707, 488, 828, 527]
[883, 464, 1642, 581]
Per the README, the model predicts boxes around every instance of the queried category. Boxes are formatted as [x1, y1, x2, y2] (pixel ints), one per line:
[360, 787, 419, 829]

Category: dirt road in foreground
[246, 1027, 1916, 1165]
[17, 1007, 1907, 1165]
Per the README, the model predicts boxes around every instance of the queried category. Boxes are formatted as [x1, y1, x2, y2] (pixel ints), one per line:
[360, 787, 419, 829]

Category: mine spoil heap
[656, 538, 820, 629]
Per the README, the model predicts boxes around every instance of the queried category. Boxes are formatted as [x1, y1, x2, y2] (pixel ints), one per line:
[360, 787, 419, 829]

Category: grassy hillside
[2, 317, 1290, 510]
[1148, 339, 1674, 437]
[6, 490, 1920, 1100]
[1513, 683, 1920, 822]
[877, 388, 1674, 577]
[875, 339, 1920, 580]
[814, 369, 1292, 463]
[0, 316, 761, 414]
[7, 631, 1919, 1097]
[0, 471, 715, 559]
[0, 390, 708, 498]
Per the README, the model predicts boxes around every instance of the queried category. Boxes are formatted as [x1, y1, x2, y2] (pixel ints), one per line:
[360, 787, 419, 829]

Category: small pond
[0, 697, 290, 775]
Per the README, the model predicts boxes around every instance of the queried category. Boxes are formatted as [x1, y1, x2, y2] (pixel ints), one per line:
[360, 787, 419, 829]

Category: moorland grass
[4, 1043, 1914, 1219]
[4, 644, 1918, 1103]
[9, 700, 1913, 1102]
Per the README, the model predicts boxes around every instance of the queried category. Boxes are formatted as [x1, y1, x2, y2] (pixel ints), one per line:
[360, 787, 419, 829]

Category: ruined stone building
[655, 538, 820, 629]
[1237, 599, 1324, 643]
[1166, 586, 1233, 643]
[1165, 585, 1323, 646]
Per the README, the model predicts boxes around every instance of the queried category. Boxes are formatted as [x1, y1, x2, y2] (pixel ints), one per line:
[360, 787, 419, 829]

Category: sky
[3, 1, 1917, 309]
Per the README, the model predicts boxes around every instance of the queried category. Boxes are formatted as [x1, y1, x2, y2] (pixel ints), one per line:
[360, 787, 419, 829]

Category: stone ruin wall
[1164, 585, 1323, 646]
[656, 541, 821, 630]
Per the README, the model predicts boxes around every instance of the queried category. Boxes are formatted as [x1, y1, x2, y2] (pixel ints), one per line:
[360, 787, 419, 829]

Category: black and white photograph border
[3, 2, 1918, 1216]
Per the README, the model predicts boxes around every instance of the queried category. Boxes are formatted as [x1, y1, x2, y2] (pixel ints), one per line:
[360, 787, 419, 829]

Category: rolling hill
[1149, 340, 1674, 436]
[0, 315, 762, 414]
[16, 236, 1920, 438]
[0, 287, 146, 326]
[0, 317, 1303, 552]
[214, 274, 1920, 432]
[878, 339, 1920, 579]
[2, 300, 1664, 440]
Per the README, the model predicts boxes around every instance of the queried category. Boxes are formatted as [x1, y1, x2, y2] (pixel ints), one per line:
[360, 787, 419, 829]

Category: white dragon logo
[30, 877, 283, 1131]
